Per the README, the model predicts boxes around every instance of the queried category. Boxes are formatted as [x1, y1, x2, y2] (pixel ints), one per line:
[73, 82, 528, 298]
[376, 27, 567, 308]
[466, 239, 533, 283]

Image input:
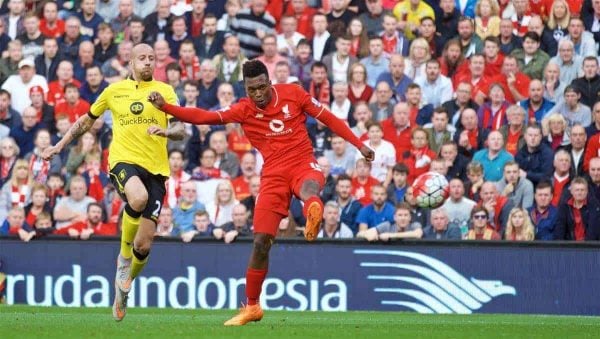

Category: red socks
[246, 268, 268, 305]
[302, 196, 323, 217]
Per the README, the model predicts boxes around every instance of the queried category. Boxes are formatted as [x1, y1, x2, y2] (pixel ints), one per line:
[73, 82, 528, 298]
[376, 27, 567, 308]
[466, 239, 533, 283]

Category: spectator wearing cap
[47, 60, 81, 106]
[1, 58, 48, 114]
[29, 85, 54, 132]
[34, 37, 63, 83]
[0, 89, 21, 129]
[546, 85, 591, 128]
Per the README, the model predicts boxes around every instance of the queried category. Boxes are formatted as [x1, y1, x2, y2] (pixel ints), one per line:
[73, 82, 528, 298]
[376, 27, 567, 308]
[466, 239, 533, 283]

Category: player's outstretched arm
[148, 91, 228, 125]
[42, 114, 96, 161]
[315, 109, 375, 161]
[147, 121, 186, 140]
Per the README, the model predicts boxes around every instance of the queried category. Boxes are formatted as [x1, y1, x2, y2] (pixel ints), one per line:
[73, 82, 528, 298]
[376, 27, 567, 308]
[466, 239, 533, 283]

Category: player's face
[131, 44, 155, 82]
[245, 74, 272, 108]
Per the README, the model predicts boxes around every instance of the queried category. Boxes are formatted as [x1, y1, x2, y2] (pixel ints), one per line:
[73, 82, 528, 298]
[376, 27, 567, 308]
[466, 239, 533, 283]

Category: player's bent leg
[113, 177, 148, 322]
[299, 179, 324, 242]
[130, 218, 156, 279]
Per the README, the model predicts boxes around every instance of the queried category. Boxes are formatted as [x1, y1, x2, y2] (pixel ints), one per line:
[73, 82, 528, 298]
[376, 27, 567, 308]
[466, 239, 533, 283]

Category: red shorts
[253, 159, 325, 236]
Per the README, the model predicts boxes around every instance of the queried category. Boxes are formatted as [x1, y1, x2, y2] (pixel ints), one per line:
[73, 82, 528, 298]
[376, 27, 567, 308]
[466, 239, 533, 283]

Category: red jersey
[351, 176, 380, 206]
[231, 175, 251, 201]
[162, 84, 364, 171]
[484, 54, 504, 79]
[54, 99, 91, 123]
[381, 118, 412, 161]
[39, 19, 65, 38]
[47, 79, 82, 106]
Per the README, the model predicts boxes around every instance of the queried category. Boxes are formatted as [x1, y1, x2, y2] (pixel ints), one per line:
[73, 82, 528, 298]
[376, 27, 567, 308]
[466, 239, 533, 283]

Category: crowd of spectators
[1, 0, 600, 243]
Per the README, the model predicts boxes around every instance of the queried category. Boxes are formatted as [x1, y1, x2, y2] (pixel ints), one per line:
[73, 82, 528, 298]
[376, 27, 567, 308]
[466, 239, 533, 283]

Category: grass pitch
[1, 305, 599, 338]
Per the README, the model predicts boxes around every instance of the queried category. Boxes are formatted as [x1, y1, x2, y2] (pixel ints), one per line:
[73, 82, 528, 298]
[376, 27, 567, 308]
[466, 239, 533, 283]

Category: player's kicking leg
[224, 210, 283, 326]
[299, 178, 324, 241]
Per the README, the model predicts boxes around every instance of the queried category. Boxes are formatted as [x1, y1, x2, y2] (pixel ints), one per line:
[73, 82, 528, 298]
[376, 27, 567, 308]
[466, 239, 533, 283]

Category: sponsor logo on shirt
[282, 104, 291, 119]
[119, 116, 160, 126]
[130, 102, 144, 115]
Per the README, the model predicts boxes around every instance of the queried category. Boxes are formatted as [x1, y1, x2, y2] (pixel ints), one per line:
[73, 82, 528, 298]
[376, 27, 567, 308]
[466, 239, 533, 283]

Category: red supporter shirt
[452, 71, 492, 101]
[351, 176, 380, 206]
[39, 19, 65, 38]
[284, 6, 317, 40]
[231, 176, 251, 201]
[47, 79, 82, 106]
[54, 99, 91, 123]
[484, 54, 504, 79]
[382, 118, 412, 162]
[505, 129, 521, 156]
[567, 197, 586, 241]
[162, 84, 364, 172]
[552, 174, 570, 206]
[493, 72, 530, 104]
[54, 221, 117, 236]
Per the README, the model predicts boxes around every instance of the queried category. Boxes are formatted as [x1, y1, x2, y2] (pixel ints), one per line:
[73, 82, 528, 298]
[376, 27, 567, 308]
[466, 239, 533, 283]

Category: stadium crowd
[0, 0, 600, 243]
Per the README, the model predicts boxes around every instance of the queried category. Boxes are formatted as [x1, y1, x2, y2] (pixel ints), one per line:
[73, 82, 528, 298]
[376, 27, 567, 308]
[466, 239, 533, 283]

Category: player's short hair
[243, 59, 269, 80]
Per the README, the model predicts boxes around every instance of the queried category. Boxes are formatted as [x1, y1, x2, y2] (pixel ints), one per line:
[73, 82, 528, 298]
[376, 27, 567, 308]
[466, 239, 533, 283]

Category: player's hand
[360, 146, 375, 162]
[147, 91, 166, 109]
[147, 125, 167, 137]
[42, 145, 60, 161]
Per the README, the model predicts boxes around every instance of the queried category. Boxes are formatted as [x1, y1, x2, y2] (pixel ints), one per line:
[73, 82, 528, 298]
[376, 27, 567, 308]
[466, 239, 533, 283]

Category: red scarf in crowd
[0, 157, 15, 181]
[11, 184, 29, 207]
[179, 56, 201, 81]
[309, 79, 330, 106]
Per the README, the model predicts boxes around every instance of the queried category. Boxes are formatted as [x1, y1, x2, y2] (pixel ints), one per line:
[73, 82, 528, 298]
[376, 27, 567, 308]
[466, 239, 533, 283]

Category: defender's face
[245, 74, 272, 109]
[131, 46, 155, 82]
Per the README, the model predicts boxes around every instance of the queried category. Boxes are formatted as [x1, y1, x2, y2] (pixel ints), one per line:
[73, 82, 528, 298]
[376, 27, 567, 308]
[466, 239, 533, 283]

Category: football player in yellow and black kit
[43, 44, 184, 321]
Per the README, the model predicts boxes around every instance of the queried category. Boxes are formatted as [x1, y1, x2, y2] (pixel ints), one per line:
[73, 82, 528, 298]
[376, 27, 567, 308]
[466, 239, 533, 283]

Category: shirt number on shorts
[152, 200, 161, 217]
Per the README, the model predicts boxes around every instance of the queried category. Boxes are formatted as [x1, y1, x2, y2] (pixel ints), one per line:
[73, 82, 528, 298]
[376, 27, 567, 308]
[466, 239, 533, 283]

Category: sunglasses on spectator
[473, 214, 487, 220]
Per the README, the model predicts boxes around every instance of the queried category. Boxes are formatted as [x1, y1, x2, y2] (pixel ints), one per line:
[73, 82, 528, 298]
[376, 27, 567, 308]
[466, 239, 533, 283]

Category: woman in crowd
[404, 38, 431, 80]
[0, 159, 33, 222]
[65, 131, 100, 176]
[542, 113, 571, 150]
[0, 137, 19, 187]
[475, 0, 501, 40]
[205, 180, 238, 227]
[347, 18, 370, 59]
[547, 0, 570, 43]
[347, 63, 373, 106]
[504, 207, 535, 241]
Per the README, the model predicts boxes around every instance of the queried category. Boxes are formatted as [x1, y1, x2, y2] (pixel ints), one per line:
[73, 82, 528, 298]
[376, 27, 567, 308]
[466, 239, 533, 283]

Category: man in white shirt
[276, 15, 305, 58]
[322, 35, 358, 83]
[330, 81, 352, 121]
[415, 59, 453, 108]
[1, 58, 48, 113]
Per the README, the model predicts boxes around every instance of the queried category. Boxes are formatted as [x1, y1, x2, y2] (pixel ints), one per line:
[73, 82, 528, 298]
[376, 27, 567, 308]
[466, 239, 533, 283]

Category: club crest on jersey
[130, 102, 144, 115]
[282, 104, 291, 119]
[255, 112, 264, 118]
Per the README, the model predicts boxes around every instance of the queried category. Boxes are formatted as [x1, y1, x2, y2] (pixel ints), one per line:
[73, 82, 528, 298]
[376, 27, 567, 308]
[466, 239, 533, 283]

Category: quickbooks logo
[354, 250, 516, 314]
[119, 116, 160, 126]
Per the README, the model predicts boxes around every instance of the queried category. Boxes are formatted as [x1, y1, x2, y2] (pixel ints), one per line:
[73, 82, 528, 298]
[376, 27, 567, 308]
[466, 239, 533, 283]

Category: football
[411, 172, 450, 209]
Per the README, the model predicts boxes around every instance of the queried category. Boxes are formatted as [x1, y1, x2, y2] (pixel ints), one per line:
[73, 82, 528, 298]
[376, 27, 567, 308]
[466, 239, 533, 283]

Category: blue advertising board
[1, 239, 599, 315]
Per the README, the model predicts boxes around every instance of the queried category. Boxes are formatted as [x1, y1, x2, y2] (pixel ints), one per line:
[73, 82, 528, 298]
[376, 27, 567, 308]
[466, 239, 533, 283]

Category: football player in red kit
[149, 60, 374, 326]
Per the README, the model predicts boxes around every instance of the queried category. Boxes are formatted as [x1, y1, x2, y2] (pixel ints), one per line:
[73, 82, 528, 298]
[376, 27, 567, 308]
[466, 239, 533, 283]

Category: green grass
[1, 305, 599, 338]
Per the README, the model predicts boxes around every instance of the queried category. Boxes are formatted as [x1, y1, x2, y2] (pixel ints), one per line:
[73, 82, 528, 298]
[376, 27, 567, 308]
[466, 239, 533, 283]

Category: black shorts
[108, 162, 167, 223]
